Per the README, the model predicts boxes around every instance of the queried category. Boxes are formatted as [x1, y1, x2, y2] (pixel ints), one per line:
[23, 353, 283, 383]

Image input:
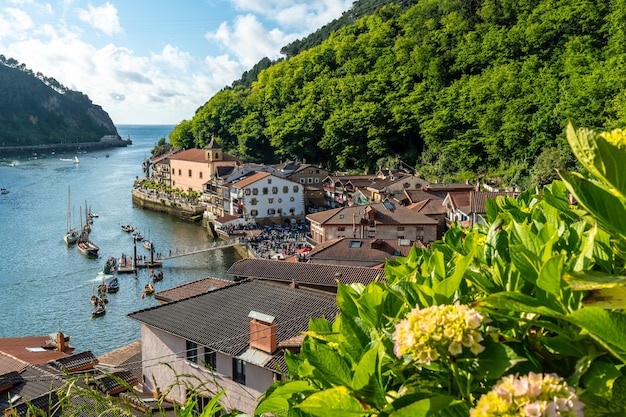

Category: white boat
[143, 240, 153, 250]
[64, 186, 79, 245]
[1, 188, 9, 195]
[74, 156, 80, 164]
[77, 206, 99, 257]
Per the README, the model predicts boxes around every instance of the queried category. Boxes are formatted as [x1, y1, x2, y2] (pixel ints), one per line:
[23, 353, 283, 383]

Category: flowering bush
[392, 303, 485, 364]
[471, 372, 584, 417]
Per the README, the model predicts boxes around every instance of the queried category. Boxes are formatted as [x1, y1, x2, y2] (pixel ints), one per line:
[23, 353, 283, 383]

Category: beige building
[168, 138, 240, 193]
[306, 201, 438, 244]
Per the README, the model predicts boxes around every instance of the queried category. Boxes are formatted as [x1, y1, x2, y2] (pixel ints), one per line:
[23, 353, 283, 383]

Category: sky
[0, 0, 353, 125]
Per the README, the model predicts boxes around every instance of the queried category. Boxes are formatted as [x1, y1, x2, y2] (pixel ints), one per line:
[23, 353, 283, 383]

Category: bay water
[0, 125, 241, 356]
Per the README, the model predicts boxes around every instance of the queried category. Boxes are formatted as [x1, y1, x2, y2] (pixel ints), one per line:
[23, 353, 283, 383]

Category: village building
[168, 137, 240, 193]
[403, 189, 448, 239]
[128, 279, 339, 416]
[444, 190, 520, 227]
[228, 172, 305, 227]
[306, 201, 438, 244]
[305, 237, 427, 268]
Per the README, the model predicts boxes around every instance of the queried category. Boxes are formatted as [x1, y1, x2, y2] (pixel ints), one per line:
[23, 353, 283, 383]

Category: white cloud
[77, 2, 122, 36]
[206, 14, 295, 68]
[229, 0, 352, 32]
[0, 7, 34, 39]
[152, 44, 193, 71]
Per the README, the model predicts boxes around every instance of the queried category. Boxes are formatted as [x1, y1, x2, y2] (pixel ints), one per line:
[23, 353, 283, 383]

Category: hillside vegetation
[0, 56, 119, 147]
[170, 0, 626, 187]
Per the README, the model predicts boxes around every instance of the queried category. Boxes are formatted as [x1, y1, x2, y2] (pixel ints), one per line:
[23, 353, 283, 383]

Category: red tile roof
[231, 172, 271, 188]
[0, 335, 74, 365]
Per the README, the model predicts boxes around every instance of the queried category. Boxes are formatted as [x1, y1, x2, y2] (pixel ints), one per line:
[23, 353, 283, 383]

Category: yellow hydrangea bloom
[392, 304, 485, 364]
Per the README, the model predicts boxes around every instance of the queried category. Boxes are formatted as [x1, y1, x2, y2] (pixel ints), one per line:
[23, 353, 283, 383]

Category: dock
[117, 255, 162, 274]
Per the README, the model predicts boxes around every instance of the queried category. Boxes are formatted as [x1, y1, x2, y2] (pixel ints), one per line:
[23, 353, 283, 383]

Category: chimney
[248, 311, 277, 354]
[56, 332, 65, 352]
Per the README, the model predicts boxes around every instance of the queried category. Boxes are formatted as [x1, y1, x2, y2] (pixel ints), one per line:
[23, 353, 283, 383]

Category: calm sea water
[0, 125, 241, 356]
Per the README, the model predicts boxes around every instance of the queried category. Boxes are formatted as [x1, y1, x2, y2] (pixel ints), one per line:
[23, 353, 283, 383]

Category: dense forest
[170, 0, 626, 188]
[0, 56, 119, 147]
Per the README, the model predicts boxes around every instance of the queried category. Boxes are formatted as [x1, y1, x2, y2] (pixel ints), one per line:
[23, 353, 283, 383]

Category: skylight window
[349, 241, 362, 248]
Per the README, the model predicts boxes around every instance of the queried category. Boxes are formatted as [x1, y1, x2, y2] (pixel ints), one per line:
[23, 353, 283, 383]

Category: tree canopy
[171, 0, 626, 187]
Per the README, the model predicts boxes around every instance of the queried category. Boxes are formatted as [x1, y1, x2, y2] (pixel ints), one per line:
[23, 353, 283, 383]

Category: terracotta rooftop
[227, 258, 385, 288]
[154, 276, 236, 303]
[404, 189, 441, 204]
[469, 191, 520, 214]
[0, 334, 74, 365]
[230, 171, 271, 188]
[406, 198, 447, 215]
[169, 148, 240, 163]
[128, 279, 338, 357]
[307, 238, 422, 266]
[306, 202, 438, 226]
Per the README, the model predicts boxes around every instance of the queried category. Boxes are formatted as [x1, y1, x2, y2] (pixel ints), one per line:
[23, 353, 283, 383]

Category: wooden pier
[117, 237, 239, 274]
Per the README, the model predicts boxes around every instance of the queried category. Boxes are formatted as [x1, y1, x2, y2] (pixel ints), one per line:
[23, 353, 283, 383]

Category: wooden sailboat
[63, 186, 79, 245]
[77, 206, 99, 257]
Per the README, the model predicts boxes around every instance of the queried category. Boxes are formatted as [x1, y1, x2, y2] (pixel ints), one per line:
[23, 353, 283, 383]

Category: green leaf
[272, 380, 317, 397]
[434, 253, 472, 304]
[388, 395, 459, 417]
[305, 343, 354, 386]
[351, 345, 386, 408]
[255, 396, 290, 415]
[583, 286, 626, 309]
[581, 361, 623, 399]
[565, 270, 626, 290]
[296, 386, 370, 417]
[566, 307, 626, 363]
[560, 171, 626, 239]
[537, 254, 564, 296]
[509, 244, 540, 284]
[470, 337, 526, 380]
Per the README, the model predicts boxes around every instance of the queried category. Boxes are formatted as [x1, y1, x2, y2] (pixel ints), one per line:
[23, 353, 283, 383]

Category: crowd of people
[218, 222, 313, 261]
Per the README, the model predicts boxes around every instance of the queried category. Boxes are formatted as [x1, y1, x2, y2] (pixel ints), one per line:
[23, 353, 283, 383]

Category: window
[233, 358, 246, 384]
[252, 188, 259, 195]
[282, 186, 288, 193]
[293, 185, 299, 192]
[277, 208, 282, 214]
[299, 178, 305, 184]
[263, 187, 269, 195]
[186, 340, 198, 363]
[178, 169, 182, 176]
[245, 189, 251, 196]
[268, 208, 276, 215]
[250, 209, 258, 216]
[250, 198, 258, 205]
[188, 169, 192, 178]
[278, 198, 282, 203]
[315, 178, 320, 183]
[272, 187, 278, 194]
[307, 178, 313, 183]
[290, 197, 295, 202]
[289, 208, 295, 213]
[338, 226, 346, 231]
[204, 349, 216, 370]
[268, 198, 274, 204]
[397, 226, 405, 231]
[268, 178, 272, 184]
[199, 172, 203, 179]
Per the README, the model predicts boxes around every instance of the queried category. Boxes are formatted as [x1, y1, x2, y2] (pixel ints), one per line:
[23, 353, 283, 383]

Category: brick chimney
[248, 311, 277, 354]
[56, 332, 65, 352]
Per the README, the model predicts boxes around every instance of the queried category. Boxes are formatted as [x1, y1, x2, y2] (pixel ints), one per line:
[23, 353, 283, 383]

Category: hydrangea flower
[470, 372, 584, 417]
[392, 303, 485, 364]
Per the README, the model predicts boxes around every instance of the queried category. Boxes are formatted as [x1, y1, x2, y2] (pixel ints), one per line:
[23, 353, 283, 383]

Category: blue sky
[0, 0, 352, 125]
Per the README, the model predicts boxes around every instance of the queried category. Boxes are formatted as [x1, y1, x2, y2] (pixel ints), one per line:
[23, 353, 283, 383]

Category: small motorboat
[91, 303, 106, 318]
[1, 188, 9, 195]
[152, 271, 163, 282]
[144, 283, 155, 295]
[121, 225, 135, 233]
[107, 277, 120, 293]
[143, 240, 153, 250]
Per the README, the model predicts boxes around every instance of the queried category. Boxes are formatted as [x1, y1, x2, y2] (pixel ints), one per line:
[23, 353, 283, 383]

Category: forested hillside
[0, 56, 119, 147]
[170, 0, 626, 188]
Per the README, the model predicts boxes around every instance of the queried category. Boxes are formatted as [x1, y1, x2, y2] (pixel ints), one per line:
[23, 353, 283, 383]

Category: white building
[229, 172, 305, 226]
